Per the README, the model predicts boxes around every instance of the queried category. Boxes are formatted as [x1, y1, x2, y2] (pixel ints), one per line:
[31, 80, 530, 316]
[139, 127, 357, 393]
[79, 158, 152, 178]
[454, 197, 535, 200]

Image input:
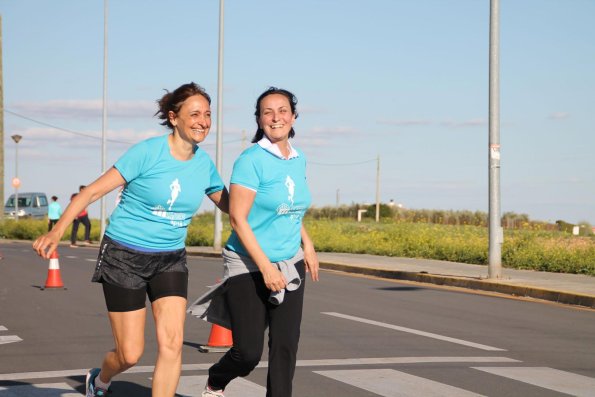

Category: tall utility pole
[100, 0, 109, 239]
[213, 0, 225, 251]
[11, 134, 22, 221]
[488, 0, 503, 278]
[0, 15, 5, 218]
[375, 155, 380, 222]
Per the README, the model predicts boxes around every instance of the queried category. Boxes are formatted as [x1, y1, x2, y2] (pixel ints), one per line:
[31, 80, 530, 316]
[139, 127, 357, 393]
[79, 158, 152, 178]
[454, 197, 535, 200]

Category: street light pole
[11, 134, 22, 221]
[488, 0, 503, 278]
[375, 154, 380, 222]
[100, 0, 109, 239]
[213, 0, 225, 251]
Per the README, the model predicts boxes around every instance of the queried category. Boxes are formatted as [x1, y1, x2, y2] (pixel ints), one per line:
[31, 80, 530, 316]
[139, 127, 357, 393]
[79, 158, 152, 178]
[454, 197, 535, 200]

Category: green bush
[2, 214, 594, 276]
[0, 218, 104, 242]
[304, 218, 594, 275]
[185, 213, 231, 246]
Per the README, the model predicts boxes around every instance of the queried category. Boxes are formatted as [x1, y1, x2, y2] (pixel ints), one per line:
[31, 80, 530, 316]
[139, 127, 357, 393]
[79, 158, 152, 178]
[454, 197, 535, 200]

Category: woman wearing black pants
[70, 186, 91, 246]
[198, 88, 319, 397]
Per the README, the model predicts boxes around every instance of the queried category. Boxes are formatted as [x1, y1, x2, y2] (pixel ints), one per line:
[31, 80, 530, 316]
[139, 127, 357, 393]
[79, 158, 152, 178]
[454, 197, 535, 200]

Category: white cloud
[299, 106, 329, 114]
[440, 118, 486, 128]
[377, 119, 432, 126]
[548, 112, 570, 120]
[375, 118, 487, 128]
[310, 126, 358, 134]
[4, 126, 161, 149]
[10, 99, 156, 119]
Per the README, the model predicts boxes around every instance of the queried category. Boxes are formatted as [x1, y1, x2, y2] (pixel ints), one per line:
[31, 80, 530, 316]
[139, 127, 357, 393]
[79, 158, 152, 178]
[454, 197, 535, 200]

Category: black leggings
[102, 271, 188, 312]
[208, 261, 305, 397]
[48, 219, 58, 231]
[71, 214, 91, 243]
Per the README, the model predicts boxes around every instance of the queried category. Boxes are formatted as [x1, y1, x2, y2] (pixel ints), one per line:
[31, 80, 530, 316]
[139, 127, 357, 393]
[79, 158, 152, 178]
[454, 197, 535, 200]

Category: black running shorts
[92, 235, 188, 312]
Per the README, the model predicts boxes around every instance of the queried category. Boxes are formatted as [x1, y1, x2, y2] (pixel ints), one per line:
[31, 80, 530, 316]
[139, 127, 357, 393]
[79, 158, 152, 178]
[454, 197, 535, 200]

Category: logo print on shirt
[167, 178, 182, 210]
[285, 175, 295, 206]
[276, 175, 305, 222]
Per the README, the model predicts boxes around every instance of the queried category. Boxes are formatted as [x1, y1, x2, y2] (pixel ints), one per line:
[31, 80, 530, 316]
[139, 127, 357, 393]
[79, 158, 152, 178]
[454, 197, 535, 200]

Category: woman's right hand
[32, 231, 61, 259]
[262, 265, 287, 292]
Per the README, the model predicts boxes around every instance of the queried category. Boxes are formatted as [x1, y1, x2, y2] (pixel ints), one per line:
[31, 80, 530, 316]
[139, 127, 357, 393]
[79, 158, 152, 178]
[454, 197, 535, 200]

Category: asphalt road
[1, 241, 594, 396]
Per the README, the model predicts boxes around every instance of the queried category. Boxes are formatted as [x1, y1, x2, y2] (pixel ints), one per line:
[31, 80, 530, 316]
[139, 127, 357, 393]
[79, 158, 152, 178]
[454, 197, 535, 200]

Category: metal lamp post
[11, 134, 22, 221]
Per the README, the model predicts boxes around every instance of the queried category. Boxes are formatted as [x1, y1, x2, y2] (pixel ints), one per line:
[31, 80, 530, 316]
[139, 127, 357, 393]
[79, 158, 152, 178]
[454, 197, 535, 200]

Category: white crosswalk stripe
[0, 335, 22, 345]
[473, 366, 595, 397]
[176, 375, 266, 397]
[0, 382, 80, 396]
[0, 325, 22, 345]
[315, 369, 486, 397]
[1, 365, 594, 396]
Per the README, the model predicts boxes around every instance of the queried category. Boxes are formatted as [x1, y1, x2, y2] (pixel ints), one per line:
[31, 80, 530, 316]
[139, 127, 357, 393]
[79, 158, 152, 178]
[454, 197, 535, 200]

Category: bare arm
[208, 187, 230, 214]
[301, 224, 319, 281]
[229, 184, 287, 292]
[32, 167, 126, 258]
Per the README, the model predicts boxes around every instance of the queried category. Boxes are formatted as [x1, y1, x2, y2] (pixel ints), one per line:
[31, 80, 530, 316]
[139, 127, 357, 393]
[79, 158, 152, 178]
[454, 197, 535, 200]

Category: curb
[184, 250, 595, 309]
[319, 261, 595, 309]
[16, 240, 594, 309]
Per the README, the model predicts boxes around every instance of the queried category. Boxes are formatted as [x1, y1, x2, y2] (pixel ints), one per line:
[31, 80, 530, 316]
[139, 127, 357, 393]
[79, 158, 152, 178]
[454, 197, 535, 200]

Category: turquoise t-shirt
[48, 202, 62, 220]
[106, 134, 224, 250]
[225, 144, 311, 262]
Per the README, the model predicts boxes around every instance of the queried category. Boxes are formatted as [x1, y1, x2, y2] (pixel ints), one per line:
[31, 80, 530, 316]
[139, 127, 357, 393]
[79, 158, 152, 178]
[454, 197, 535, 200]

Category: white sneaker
[202, 384, 225, 397]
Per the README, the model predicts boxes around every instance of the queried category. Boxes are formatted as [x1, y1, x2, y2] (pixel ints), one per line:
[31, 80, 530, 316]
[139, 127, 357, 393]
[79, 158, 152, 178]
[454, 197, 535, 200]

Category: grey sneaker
[85, 368, 109, 396]
[202, 384, 225, 397]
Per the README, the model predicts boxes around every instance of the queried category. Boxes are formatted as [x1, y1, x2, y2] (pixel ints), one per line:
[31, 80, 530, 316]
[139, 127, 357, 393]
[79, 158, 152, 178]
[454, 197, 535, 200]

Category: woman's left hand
[303, 245, 319, 282]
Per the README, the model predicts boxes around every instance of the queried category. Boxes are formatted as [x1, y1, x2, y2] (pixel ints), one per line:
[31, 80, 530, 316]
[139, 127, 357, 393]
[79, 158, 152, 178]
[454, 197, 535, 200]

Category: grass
[1, 215, 593, 276]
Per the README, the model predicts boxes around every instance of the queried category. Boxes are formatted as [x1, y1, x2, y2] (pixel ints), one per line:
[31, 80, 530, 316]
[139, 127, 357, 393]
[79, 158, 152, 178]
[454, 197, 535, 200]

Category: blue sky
[1, 0, 594, 225]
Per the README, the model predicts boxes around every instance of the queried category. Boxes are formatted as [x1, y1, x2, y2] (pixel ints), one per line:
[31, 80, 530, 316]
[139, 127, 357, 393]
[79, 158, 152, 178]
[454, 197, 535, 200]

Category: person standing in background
[70, 185, 92, 246]
[47, 196, 62, 231]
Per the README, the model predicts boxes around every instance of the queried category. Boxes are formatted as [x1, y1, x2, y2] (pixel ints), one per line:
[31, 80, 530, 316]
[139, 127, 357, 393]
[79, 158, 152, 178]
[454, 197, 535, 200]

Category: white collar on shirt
[257, 136, 299, 160]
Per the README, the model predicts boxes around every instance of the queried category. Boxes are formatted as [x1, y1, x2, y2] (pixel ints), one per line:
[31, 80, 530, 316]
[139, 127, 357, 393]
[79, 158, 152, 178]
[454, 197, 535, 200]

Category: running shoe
[202, 384, 225, 397]
[85, 368, 109, 396]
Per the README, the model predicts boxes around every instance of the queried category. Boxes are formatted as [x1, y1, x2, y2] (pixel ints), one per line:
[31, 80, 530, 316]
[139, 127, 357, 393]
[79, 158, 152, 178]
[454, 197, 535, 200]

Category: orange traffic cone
[42, 250, 65, 290]
[198, 324, 233, 353]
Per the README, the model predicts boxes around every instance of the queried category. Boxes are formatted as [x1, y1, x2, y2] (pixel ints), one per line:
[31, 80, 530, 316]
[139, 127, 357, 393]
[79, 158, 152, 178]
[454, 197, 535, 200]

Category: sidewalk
[185, 246, 595, 309]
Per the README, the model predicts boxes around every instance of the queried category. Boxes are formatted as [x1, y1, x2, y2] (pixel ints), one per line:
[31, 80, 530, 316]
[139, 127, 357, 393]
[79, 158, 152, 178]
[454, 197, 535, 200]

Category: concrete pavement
[185, 246, 595, 309]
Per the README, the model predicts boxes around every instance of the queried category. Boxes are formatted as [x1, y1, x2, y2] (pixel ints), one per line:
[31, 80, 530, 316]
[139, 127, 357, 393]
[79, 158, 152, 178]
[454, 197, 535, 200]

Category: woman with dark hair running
[192, 87, 319, 397]
[33, 82, 229, 397]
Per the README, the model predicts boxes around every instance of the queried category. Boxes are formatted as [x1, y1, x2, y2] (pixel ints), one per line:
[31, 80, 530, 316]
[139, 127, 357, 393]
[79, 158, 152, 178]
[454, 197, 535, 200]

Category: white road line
[0, 335, 22, 345]
[0, 326, 7, 331]
[177, 375, 265, 397]
[3, 366, 591, 397]
[322, 312, 506, 351]
[315, 369, 486, 397]
[0, 356, 518, 381]
[290, 356, 518, 367]
[473, 366, 595, 397]
[0, 382, 80, 396]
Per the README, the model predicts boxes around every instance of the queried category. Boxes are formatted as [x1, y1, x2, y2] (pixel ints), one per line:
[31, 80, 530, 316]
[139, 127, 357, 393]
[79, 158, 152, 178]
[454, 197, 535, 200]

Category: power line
[4, 108, 132, 144]
[4, 108, 244, 146]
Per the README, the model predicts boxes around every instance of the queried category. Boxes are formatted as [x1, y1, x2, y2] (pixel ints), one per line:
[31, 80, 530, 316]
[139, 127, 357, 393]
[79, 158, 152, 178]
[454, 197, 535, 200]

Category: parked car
[4, 192, 48, 219]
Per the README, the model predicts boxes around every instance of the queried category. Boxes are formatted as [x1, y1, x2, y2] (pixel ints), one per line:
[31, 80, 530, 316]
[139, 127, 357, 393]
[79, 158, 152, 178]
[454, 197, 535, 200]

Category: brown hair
[155, 82, 211, 130]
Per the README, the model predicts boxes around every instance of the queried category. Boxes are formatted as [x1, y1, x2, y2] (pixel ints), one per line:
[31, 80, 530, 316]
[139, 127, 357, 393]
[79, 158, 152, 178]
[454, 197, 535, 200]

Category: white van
[4, 192, 49, 219]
